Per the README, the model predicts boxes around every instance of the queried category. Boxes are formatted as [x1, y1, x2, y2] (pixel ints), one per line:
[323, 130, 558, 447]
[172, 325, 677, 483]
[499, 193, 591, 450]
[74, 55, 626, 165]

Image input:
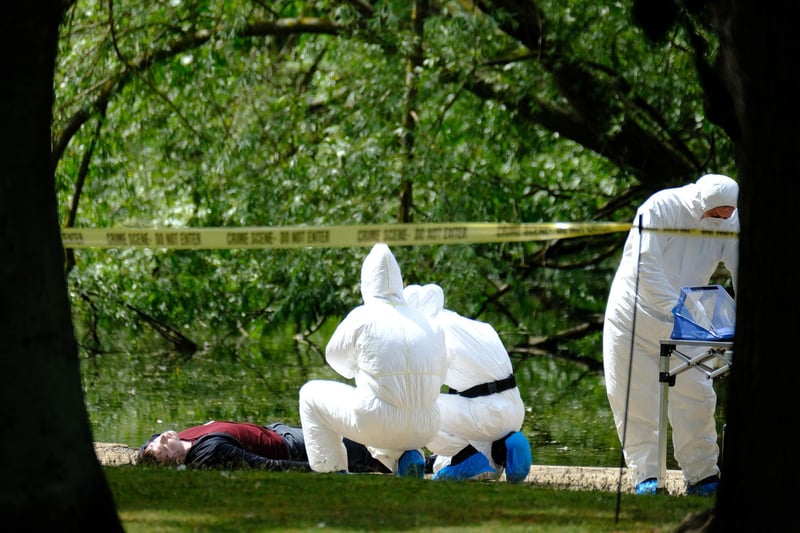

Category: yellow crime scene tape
[60, 222, 635, 249]
[60, 222, 737, 250]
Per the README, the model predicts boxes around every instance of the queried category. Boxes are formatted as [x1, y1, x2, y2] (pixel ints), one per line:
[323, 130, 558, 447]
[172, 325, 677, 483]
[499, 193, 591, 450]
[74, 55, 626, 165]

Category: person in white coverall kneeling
[603, 173, 739, 497]
[299, 243, 447, 476]
[404, 283, 532, 483]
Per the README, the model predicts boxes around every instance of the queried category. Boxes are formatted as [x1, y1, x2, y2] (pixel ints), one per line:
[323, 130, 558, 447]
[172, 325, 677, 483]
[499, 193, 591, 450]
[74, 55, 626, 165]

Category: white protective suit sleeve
[628, 199, 685, 320]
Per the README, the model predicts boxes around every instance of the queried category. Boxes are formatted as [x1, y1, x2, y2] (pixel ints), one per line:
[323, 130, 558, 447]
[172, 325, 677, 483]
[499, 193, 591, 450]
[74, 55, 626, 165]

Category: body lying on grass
[138, 420, 391, 473]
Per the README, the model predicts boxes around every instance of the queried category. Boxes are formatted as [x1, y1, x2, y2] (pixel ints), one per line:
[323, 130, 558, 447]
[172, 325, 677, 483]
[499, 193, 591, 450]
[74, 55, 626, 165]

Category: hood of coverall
[360, 243, 404, 305]
[695, 174, 738, 212]
[403, 283, 444, 318]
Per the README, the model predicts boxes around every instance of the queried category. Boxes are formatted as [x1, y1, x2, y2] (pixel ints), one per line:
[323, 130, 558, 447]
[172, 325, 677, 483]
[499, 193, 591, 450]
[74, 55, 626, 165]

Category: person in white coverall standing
[404, 283, 532, 483]
[603, 174, 739, 496]
[299, 243, 447, 476]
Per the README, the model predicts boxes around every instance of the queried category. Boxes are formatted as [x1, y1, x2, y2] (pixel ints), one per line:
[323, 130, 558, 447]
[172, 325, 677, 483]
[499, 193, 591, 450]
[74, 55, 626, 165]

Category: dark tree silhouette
[708, 1, 799, 529]
[0, 3, 122, 530]
[629, 1, 798, 529]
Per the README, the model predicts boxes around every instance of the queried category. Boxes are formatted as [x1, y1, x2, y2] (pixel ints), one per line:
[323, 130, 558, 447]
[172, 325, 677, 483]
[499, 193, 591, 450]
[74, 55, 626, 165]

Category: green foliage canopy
[54, 0, 735, 373]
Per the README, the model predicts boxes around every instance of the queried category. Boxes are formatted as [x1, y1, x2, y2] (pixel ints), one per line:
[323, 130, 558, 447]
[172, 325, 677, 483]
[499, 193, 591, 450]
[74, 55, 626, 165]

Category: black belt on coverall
[447, 374, 516, 398]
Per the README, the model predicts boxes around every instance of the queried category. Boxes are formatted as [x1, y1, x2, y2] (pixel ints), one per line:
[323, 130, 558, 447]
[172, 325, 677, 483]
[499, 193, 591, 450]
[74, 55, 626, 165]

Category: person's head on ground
[695, 174, 738, 220]
[138, 430, 189, 465]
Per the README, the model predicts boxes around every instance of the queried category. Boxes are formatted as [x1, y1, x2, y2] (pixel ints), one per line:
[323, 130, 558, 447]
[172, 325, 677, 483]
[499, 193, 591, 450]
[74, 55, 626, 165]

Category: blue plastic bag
[671, 285, 735, 341]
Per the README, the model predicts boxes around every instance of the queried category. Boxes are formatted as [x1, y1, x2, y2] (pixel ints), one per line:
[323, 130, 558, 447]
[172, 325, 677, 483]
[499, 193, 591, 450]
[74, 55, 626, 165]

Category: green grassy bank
[106, 467, 712, 532]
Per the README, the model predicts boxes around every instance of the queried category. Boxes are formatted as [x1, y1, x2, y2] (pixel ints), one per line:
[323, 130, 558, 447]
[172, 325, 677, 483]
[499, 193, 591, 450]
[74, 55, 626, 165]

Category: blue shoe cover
[686, 476, 719, 497]
[397, 450, 425, 478]
[433, 452, 496, 481]
[504, 431, 532, 484]
[635, 478, 658, 495]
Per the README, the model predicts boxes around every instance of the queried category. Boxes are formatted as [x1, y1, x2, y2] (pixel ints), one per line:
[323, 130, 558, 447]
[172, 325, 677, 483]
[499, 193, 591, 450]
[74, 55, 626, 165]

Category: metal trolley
[657, 339, 733, 490]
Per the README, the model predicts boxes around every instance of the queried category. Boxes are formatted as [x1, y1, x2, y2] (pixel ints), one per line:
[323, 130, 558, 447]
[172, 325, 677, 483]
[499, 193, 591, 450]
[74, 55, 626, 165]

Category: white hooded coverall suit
[404, 283, 525, 476]
[602, 174, 739, 487]
[299, 243, 447, 473]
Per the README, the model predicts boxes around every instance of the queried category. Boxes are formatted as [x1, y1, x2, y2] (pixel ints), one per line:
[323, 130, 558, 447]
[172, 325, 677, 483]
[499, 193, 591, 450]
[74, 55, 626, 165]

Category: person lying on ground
[138, 420, 392, 473]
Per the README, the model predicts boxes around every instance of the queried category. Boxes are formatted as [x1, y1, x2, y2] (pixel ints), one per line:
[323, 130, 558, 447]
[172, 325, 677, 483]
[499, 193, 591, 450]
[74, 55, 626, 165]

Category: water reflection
[82, 345, 726, 469]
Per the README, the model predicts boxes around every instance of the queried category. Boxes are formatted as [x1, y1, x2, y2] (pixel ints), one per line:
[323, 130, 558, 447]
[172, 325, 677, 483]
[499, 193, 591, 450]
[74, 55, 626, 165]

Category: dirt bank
[94, 442, 687, 495]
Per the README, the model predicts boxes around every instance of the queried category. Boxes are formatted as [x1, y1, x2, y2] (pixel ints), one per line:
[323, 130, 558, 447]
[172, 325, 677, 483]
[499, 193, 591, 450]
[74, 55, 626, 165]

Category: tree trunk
[0, 3, 122, 530]
[710, 1, 799, 530]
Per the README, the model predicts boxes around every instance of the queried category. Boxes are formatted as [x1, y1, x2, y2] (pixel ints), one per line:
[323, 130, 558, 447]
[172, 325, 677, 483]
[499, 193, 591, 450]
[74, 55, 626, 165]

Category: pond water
[82, 345, 727, 470]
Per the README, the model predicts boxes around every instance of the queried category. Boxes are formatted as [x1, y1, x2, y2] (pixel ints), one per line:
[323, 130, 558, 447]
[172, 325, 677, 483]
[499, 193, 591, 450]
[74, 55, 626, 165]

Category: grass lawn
[106, 466, 713, 532]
